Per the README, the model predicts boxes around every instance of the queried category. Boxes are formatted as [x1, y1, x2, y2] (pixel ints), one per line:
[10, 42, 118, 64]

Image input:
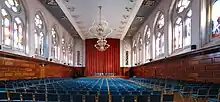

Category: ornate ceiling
[39, 0, 79, 38]
[40, 0, 161, 40]
[127, 0, 161, 37]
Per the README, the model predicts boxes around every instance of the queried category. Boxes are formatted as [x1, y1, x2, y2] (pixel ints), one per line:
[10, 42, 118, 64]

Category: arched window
[61, 37, 67, 63]
[144, 25, 151, 61]
[212, 0, 220, 37]
[68, 38, 73, 65]
[132, 41, 137, 65]
[34, 13, 46, 56]
[138, 36, 142, 63]
[172, 0, 192, 52]
[1, 0, 26, 51]
[51, 26, 59, 60]
[1, 9, 11, 46]
[184, 9, 192, 46]
[154, 12, 165, 57]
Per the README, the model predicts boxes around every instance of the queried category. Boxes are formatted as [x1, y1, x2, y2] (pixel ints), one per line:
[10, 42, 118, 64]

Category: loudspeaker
[128, 69, 134, 78]
[191, 45, 197, 50]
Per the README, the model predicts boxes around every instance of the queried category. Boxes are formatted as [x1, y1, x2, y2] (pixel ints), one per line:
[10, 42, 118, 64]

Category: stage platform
[88, 76, 128, 79]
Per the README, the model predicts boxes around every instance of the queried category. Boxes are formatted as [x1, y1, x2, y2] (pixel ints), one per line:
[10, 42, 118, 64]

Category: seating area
[1, 77, 220, 102]
[2, 77, 220, 102]
[0, 77, 174, 102]
[130, 78, 220, 102]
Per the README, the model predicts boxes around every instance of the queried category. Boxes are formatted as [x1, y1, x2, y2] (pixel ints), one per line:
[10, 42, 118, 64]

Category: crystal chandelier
[94, 38, 110, 51]
[89, 6, 112, 51]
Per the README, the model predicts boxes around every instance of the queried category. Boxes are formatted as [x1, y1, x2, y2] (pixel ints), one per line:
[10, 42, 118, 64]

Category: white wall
[0, 0, 84, 67]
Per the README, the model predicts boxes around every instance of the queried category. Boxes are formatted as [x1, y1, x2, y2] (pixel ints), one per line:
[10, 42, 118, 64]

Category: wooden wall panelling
[132, 45, 220, 84]
[0, 58, 41, 80]
[0, 51, 81, 80]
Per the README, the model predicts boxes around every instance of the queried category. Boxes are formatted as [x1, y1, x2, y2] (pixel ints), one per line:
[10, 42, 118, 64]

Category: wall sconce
[40, 63, 47, 67]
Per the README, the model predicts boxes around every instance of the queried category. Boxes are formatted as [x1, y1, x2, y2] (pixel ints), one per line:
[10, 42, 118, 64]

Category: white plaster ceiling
[56, 0, 143, 40]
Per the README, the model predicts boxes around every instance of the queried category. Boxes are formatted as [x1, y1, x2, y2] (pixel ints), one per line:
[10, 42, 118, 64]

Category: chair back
[163, 94, 174, 102]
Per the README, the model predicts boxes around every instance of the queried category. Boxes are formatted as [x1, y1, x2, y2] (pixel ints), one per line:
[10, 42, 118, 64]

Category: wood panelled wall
[85, 39, 120, 76]
[132, 46, 220, 84]
[0, 51, 83, 80]
[0, 58, 41, 80]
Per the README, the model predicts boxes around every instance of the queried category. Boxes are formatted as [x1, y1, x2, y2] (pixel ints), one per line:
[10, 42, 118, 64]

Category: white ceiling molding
[56, 0, 85, 40]
[120, 0, 144, 40]
[56, 0, 143, 40]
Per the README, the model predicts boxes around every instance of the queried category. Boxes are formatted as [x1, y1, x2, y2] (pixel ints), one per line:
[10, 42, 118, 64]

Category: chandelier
[89, 6, 112, 51]
[94, 38, 110, 51]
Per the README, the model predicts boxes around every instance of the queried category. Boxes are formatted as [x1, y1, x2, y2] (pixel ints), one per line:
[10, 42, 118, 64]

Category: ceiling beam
[120, 0, 144, 40]
[56, 0, 85, 40]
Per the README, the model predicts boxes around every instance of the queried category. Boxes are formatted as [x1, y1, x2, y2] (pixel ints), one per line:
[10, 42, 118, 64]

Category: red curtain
[85, 39, 120, 76]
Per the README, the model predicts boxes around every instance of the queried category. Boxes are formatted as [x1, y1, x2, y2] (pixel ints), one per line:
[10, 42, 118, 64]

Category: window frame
[154, 11, 165, 58]
[209, 0, 220, 42]
[34, 12, 47, 57]
[144, 25, 151, 62]
[51, 25, 59, 60]
[1, 0, 26, 53]
[171, 0, 192, 54]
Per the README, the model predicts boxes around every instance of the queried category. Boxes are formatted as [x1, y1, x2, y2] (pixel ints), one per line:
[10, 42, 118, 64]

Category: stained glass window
[176, 0, 190, 13]
[34, 13, 45, 56]
[212, 0, 220, 37]
[173, 17, 183, 50]
[144, 25, 151, 61]
[171, 0, 191, 52]
[4, 0, 21, 12]
[61, 37, 67, 63]
[155, 12, 165, 57]
[184, 9, 192, 46]
[1, 0, 26, 51]
[51, 27, 59, 60]
[68, 44, 73, 64]
[68, 39, 73, 65]
[133, 42, 137, 65]
[139, 37, 142, 63]
[13, 17, 23, 49]
[1, 9, 11, 46]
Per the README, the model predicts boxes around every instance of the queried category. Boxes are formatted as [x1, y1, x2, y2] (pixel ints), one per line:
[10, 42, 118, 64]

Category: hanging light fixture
[89, 6, 112, 51]
[89, 6, 112, 38]
[47, 0, 58, 6]
[94, 38, 110, 51]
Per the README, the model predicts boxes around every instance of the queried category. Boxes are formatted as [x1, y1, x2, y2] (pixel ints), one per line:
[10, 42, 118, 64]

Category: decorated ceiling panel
[40, 0, 161, 40]
[56, 0, 143, 40]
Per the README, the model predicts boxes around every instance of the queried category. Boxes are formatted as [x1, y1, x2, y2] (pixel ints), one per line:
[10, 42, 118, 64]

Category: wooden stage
[88, 76, 128, 79]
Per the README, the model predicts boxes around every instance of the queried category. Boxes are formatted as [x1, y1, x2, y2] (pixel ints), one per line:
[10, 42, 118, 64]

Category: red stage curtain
[85, 39, 120, 76]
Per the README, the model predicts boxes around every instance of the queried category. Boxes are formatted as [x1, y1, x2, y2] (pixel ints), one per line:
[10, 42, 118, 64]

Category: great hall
[0, 0, 219, 102]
